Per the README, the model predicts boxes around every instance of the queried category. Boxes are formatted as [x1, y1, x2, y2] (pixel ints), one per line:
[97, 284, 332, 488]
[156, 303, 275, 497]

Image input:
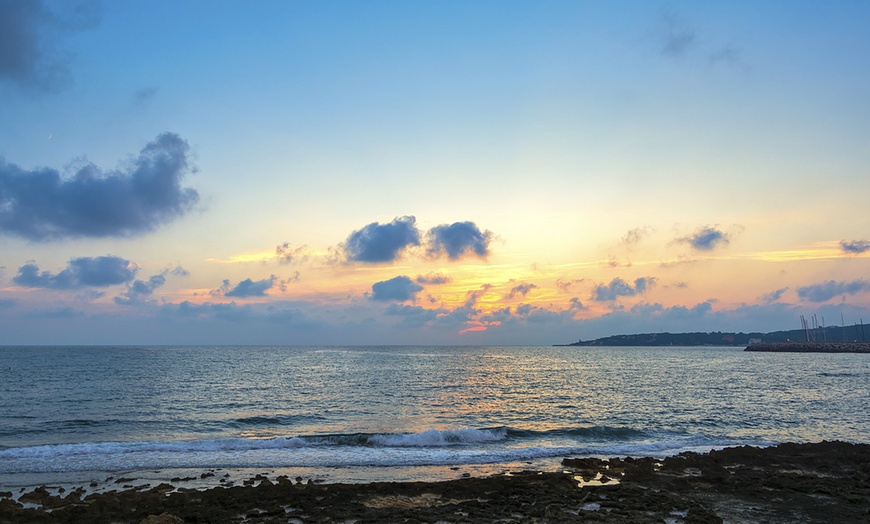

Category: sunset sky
[2, 0, 869, 345]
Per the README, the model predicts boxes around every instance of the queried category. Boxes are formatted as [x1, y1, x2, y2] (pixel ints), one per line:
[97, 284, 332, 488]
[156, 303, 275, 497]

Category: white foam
[367, 428, 507, 447]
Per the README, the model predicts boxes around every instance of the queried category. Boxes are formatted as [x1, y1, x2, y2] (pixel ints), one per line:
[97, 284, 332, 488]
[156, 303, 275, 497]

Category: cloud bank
[797, 280, 870, 302]
[371, 275, 423, 302]
[13, 256, 137, 289]
[0, 133, 199, 241]
[592, 277, 654, 301]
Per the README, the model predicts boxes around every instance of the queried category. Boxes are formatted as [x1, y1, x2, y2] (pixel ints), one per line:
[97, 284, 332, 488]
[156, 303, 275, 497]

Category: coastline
[745, 341, 870, 353]
[2, 441, 868, 523]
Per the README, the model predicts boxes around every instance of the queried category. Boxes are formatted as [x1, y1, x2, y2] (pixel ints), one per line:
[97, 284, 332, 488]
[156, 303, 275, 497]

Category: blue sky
[1, 0, 869, 345]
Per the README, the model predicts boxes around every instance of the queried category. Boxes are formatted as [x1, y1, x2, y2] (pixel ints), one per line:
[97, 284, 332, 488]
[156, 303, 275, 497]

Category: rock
[140, 513, 184, 524]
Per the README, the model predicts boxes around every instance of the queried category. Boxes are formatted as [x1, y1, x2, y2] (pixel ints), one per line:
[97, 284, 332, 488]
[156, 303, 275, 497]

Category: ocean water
[1, 345, 868, 488]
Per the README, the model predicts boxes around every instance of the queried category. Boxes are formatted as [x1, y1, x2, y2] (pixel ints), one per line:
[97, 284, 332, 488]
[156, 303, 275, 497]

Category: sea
[1, 345, 868, 491]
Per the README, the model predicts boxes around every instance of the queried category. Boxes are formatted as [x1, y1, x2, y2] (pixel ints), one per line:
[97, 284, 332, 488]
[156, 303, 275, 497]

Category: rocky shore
[745, 341, 870, 353]
[1, 441, 868, 523]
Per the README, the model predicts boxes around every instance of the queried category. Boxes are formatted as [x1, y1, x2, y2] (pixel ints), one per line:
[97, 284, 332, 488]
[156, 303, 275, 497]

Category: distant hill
[562, 325, 868, 347]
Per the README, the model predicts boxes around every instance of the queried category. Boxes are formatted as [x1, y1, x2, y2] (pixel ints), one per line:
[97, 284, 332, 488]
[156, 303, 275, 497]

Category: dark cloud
[796, 280, 870, 303]
[13, 255, 137, 289]
[840, 240, 870, 255]
[426, 221, 493, 260]
[506, 282, 537, 299]
[592, 277, 654, 302]
[276, 242, 309, 264]
[416, 272, 451, 285]
[760, 287, 789, 304]
[0, 0, 99, 91]
[0, 133, 199, 241]
[115, 274, 167, 306]
[384, 303, 443, 326]
[510, 304, 576, 324]
[342, 216, 420, 263]
[569, 297, 585, 310]
[678, 226, 729, 251]
[212, 275, 279, 298]
[26, 306, 83, 319]
[634, 277, 653, 293]
[371, 275, 423, 302]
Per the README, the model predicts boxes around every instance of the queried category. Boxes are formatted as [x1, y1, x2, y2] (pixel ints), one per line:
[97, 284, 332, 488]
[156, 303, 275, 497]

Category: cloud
[115, 274, 167, 305]
[26, 306, 83, 319]
[416, 272, 451, 285]
[13, 255, 137, 289]
[0, 133, 199, 241]
[384, 303, 444, 326]
[463, 284, 493, 309]
[426, 221, 493, 260]
[634, 277, 654, 293]
[569, 297, 585, 310]
[796, 280, 870, 303]
[133, 86, 158, 107]
[710, 47, 742, 66]
[212, 275, 279, 298]
[0, 0, 99, 91]
[371, 275, 423, 302]
[677, 226, 729, 251]
[840, 240, 870, 255]
[0, 298, 16, 309]
[506, 282, 537, 299]
[621, 227, 651, 247]
[760, 287, 789, 304]
[510, 304, 577, 324]
[341, 216, 420, 263]
[592, 277, 655, 302]
[659, 9, 695, 57]
[555, 278, 584, 293]
[275, 242, 308, 264]
[170, 265, 189, 277]
[170, 300, 254, 321]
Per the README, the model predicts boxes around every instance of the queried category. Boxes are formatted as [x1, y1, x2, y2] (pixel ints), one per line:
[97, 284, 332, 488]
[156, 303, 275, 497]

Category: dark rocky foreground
[2, 441, 868, 523]
[745, 342, 870, 353]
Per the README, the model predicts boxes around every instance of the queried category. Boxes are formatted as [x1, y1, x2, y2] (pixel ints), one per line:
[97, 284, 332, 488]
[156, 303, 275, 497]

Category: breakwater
[745, 342, 870, 353]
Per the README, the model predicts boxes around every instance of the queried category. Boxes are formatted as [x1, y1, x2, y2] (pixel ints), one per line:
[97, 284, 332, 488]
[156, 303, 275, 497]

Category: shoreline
[745, 341, 870, 353]
[2, 441, 868, 523]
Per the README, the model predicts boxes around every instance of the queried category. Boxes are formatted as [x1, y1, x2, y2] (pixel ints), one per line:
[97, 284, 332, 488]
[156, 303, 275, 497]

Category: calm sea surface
[1, 345, 868, 487]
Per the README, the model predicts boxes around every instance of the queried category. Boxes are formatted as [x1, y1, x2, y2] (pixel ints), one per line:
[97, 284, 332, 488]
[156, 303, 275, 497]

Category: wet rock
[139, 513, 183, 524]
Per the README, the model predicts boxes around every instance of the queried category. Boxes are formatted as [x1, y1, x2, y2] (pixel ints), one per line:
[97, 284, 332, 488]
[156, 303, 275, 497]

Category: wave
[0, 426, 726, 474]
[228, 413, 327, 428]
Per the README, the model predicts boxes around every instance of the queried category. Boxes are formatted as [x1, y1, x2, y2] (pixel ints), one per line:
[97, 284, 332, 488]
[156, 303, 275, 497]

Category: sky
[1, 0, 869, 345]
